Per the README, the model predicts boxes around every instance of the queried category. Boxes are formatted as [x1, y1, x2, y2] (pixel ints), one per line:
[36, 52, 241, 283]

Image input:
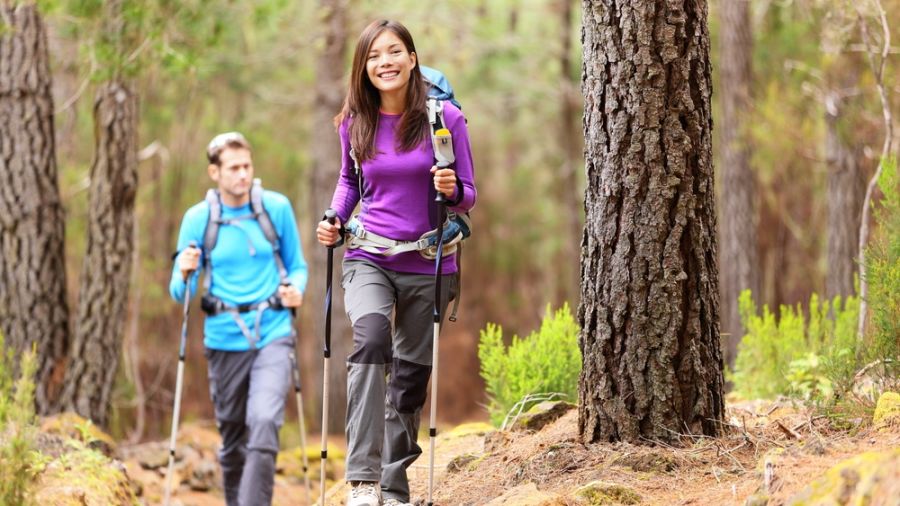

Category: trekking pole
[164, 240, 197, 506]
[319, 209, 338, 505]
[283, 282, 313, 505]
[427, 165, 451, 506]
[426, 119, 456, 505]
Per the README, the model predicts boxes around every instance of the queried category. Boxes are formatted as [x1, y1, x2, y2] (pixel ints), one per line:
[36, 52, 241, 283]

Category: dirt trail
[129, 400, 898, 505]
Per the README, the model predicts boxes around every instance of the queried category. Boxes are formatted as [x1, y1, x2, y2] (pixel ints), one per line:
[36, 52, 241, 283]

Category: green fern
[866, 157, 900, 376]
[478, 304, 581, 426]
[0, 333, 39, 506]
[729, 290, 860, 401]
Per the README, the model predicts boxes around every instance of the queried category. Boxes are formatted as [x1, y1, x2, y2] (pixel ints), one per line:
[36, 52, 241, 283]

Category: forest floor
[112, 397, 899, 505]
[426, 400, 898, 505]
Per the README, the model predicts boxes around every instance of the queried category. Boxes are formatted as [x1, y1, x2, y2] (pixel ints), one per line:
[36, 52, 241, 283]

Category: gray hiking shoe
[382, 499, 413, 506]
[348, 481, 382, 506]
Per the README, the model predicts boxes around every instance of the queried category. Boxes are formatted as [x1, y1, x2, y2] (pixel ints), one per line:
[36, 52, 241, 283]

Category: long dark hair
[336, 20, 429, 163]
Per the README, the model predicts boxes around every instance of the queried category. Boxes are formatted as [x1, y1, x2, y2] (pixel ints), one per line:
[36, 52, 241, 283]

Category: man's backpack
[199, 179, 290, 343]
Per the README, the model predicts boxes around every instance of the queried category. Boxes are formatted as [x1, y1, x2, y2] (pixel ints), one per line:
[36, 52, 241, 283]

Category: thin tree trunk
[556, 0, 583, 305]
[718, 0, 758, 367]
[854, 2, 893, 339]
[306, 0, 350, 434]
[824, 96, 862, 300]
[579, 0, 724, 443]
[58, 80, 138, 426]
[0, 3, 70, 414]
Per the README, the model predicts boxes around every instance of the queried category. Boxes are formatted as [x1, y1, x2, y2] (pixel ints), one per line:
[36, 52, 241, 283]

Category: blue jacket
[169, 190, 308, 351]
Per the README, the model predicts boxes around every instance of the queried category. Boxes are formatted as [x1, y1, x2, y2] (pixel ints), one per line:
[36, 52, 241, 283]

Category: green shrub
[478, 303, 581, 426]
[0, 333, 39, 506]
[865, 157, 900, 379]
[729, 290, 859, 401]
[729, 160, 899, 406]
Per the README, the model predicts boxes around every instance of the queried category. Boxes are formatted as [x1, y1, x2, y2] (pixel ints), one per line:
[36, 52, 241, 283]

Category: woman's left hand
[431, 166, 456, 197]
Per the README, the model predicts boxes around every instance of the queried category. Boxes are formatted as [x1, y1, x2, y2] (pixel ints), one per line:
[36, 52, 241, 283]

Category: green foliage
[730, 290, 859, 401]
[866, 157, 900, 373]
[478, 304, 580, 426]
[0, 333, 39, 506]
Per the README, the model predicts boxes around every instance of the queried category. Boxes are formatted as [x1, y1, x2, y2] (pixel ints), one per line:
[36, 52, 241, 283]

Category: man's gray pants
[342, 259, 456, 503]
[205, 336, 293, 506]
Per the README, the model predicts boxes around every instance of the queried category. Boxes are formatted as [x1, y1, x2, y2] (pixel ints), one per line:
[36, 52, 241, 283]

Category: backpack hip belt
[344, 212, 470, 260]
[200, 290, 287, 348]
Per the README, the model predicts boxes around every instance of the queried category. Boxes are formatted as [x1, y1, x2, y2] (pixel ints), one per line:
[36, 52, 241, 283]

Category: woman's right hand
[317, 218, 343, 246]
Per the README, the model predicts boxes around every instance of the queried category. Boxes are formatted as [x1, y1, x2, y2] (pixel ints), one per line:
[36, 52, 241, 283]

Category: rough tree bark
[57, 79, 138, 426]
[718, 0, 758, 365]
[824, 96, 862, 300]
[578, 0, 724, 443]
[0, 3, 71, 414]
[306, 0, 350, 434]
[57, 0, 138, 425]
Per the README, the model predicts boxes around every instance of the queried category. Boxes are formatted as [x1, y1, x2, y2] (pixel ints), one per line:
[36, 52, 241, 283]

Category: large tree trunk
[824, 95, 862, 300]
[578, 0, 724, 443]
[717, 0, 758, 367]
[58, 80, 138, 426]
[305, 0, 350, 434]
[0, 3, 70, 413]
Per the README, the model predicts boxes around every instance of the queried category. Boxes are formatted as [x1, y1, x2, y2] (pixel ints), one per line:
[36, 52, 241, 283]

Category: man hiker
[169, 131, 309, 505]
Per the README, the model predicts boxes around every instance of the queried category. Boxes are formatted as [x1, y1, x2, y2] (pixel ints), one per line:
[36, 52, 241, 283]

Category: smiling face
[208, 147, 254, 207]
[365, 29, 417, 99]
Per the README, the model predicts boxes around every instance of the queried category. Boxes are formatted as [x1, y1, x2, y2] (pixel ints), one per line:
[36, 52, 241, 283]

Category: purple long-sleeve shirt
[330, 103, 476, 274]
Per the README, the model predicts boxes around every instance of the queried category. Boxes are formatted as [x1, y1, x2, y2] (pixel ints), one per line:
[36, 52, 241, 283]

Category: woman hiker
[316, 19, 477, 506]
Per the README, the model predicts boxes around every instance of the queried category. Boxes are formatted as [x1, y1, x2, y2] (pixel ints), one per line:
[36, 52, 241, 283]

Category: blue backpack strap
[202, 189, 222, 292]
[249, 179, 289, 284]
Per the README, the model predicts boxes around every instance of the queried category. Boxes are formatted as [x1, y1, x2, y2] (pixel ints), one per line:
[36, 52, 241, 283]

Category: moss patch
[574, 480, 642, 505]
[40, 413, 116, 457]
[277, 445, 345, 483]
[34, 443, 138, 506]
[447, 452, 481, 473]
[614, 452, 676, 473]
[872, 391, 900, 430]
[445, 422, 494, 438]
[786, 448, 900, 505]
[511, 401, 576, 432]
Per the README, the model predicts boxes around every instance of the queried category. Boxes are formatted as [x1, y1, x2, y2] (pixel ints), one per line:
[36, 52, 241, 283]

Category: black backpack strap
[249, 179, 289, 284]
[449, 244, 462, 322]
[349, 147, 366, 201]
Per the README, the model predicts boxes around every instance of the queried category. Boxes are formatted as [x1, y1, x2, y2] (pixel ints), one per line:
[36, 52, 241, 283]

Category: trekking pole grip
[434, 161, 449, 204]
[325, 209, 337, 228]
[323, 208, 337, 358]
[280, 281, 297, 317]
[181, 240, 199, 282]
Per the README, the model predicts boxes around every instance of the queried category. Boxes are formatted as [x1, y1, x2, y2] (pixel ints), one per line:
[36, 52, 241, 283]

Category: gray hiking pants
[205, 336, 293, 506]
[342, 259, 456, 503]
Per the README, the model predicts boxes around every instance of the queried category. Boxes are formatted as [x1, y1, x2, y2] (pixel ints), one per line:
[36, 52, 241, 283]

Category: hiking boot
[382, 499, 413, 506]
[347, 481, 382, 506]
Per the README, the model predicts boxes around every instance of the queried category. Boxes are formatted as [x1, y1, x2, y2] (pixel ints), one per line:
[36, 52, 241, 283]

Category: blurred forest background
[1, 0, 897, 444]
